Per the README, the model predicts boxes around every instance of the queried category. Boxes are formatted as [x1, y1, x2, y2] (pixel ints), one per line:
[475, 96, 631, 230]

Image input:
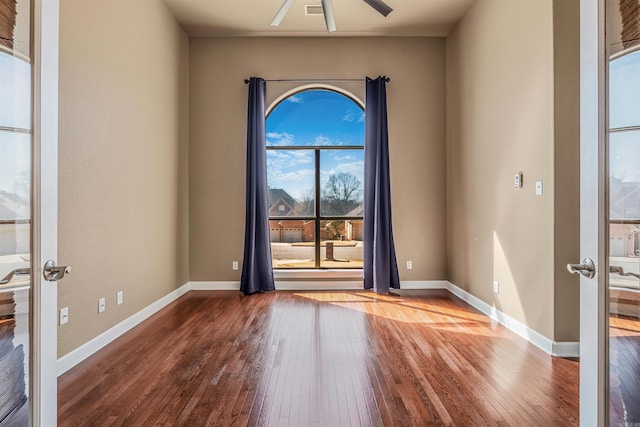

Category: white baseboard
[400, 280, 449, 290]
[56, 283, 191, 376]
[57, 279, 578, 376]
[189, 281, 241, 291]
[552, 341, 580, 358]
[445, 281, 579, 358]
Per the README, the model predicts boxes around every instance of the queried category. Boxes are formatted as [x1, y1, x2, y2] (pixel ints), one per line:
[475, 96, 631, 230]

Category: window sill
[273, 269, 364, 290]
[274, 269, 363, 280]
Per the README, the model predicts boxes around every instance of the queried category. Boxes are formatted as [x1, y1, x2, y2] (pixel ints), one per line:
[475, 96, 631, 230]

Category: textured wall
[189, 37, 447, 283]
[446, 0, 559, 340]
[58, 0, 189, 357]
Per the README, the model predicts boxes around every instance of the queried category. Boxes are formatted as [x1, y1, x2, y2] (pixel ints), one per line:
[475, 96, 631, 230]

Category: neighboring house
[268, 189, 314, 243]
[610, 180, 640, 257]
[267, 188, 297, 217]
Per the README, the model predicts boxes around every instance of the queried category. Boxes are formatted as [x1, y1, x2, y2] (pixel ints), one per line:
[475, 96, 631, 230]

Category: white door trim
[32, 0, 59, 423]
[579, 0, 608, 424]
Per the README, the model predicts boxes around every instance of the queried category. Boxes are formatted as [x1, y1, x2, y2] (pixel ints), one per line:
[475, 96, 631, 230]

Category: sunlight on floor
[292, 291, 497, 335]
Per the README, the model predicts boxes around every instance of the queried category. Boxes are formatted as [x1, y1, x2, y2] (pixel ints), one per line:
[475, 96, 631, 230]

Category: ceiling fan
[271, 0, 393, 33]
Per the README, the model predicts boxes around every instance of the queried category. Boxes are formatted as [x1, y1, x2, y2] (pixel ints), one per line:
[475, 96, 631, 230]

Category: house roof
[268, 188, 296, 209]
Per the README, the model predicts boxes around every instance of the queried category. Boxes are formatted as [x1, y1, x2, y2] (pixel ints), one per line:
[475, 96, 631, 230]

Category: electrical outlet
[117, 291, 123, 305]
[406, 260, 413, 270]
[98, 297, 106, 313]
[232, 261, 239, 271]
[493, 281, 500, 294]
[59, 307, 69, 325]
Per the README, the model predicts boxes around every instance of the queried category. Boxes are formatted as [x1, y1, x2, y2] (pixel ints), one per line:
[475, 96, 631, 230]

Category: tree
[295, 188, 315, 216]
[322, 172, 362, 215]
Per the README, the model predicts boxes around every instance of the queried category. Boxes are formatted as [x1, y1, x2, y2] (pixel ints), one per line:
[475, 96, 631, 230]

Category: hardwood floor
[58, 290, 579, 426]
[610, 314, 640, 426]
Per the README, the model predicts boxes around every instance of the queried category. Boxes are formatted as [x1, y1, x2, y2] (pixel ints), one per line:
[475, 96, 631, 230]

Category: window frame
[266, 88, 364, 270]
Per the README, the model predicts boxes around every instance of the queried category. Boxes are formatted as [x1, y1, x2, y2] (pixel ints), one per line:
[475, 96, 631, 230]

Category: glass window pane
[0, 132, 30, 221]
[270, 220, 316, 268]
[320, 150, 364, 216]
[267, 150, 315, 217]
[267, 90, 364, 147]
[320, 220, 363, 268]
[0, 52, 31, 130]
[610, 130, 640, 219]
[610, 50, 640, 129]
[0, 131, 30, 278]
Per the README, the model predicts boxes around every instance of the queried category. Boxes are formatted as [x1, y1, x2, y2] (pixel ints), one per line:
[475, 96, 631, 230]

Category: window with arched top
[266, 89, 364, 269]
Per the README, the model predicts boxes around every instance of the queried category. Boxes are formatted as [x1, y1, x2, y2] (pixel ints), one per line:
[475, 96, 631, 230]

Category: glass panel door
[0, 0, 31, 423]
[608, 47, 640, 427]
[608, 0, 640, 424]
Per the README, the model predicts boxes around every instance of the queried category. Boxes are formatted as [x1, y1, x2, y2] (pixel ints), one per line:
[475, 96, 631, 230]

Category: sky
[0, 52, 31, 219]
[610, 50, 640, 188]
[266, 89, 365, 202]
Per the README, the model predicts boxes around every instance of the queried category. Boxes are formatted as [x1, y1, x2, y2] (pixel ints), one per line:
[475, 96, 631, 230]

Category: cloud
[332, 154, 356, 162]
[267, 150, 313, 169]
[310, 135, 348, 146]
[343, 109, 365, 123]
[343, 110, 355, 122]
[267, 132, 296, 146]
[314, 135, 333, 146]
[267, 167, 315, 200]
[320, 160, 365, 183]
[287, 95, 303, 104]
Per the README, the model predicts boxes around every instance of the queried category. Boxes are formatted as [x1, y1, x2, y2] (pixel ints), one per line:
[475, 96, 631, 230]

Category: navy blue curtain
[240, 77, 275, 294]
[364, 76, 400, 293]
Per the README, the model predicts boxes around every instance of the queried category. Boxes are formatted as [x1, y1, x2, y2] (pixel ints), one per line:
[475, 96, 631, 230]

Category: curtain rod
[244, 77, 390, 84]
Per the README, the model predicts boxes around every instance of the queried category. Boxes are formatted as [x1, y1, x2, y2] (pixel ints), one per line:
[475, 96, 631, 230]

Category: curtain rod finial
[244, 79, 250, 84]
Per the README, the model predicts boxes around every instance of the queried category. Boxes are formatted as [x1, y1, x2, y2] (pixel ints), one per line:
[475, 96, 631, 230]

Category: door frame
[579, 0, 609, 424]
[32, 0, 59, 423]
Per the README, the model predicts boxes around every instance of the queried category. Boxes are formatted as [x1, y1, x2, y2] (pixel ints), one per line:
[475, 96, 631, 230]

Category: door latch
[567, 258, 596, 279]
[43, 260, 71, 282]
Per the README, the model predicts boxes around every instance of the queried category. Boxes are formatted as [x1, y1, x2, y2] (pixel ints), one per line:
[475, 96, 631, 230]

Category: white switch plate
[493, 281, 500, 294]
[59, 307, 69, 325]
[232, 261, 239, 271]
[117, 291, 123, 305]
[99, 297, 106, 313]
[535, 180, 543, 195]
[406, 260, 413, 270]
[514, 172, 523, 189]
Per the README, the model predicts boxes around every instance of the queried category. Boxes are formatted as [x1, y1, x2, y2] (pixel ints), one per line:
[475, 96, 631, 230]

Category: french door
[0, 0, 59, 424]
[578, 0, 640, 425]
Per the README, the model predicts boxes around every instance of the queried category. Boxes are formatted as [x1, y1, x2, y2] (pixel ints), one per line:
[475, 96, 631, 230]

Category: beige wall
[189, 37, 447, 282]
[552, 0, 581, 342]
[58, 0, 189, 357]
[446, 0, 580, 341]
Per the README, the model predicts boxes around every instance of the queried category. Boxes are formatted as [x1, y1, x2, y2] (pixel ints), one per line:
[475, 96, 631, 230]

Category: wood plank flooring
[610, 314, 640, 426]
[58, 290, 579, 426]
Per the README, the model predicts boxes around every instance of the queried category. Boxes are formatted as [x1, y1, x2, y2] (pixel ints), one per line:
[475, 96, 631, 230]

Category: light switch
[536, 180, 543, 195]
[514, 172, 523, 189]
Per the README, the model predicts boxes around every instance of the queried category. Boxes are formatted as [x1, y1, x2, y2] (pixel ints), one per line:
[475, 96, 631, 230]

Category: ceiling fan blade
[271, 0, 296, 26]
[321, 0, 336, 32]
[362, 0, 393, 17]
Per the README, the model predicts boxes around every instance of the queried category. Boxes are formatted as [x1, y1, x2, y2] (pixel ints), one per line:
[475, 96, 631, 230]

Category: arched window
[266, 89, 364, 269]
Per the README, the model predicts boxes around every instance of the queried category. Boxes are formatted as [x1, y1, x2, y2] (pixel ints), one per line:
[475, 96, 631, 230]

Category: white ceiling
[163, 0, 476, 37]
